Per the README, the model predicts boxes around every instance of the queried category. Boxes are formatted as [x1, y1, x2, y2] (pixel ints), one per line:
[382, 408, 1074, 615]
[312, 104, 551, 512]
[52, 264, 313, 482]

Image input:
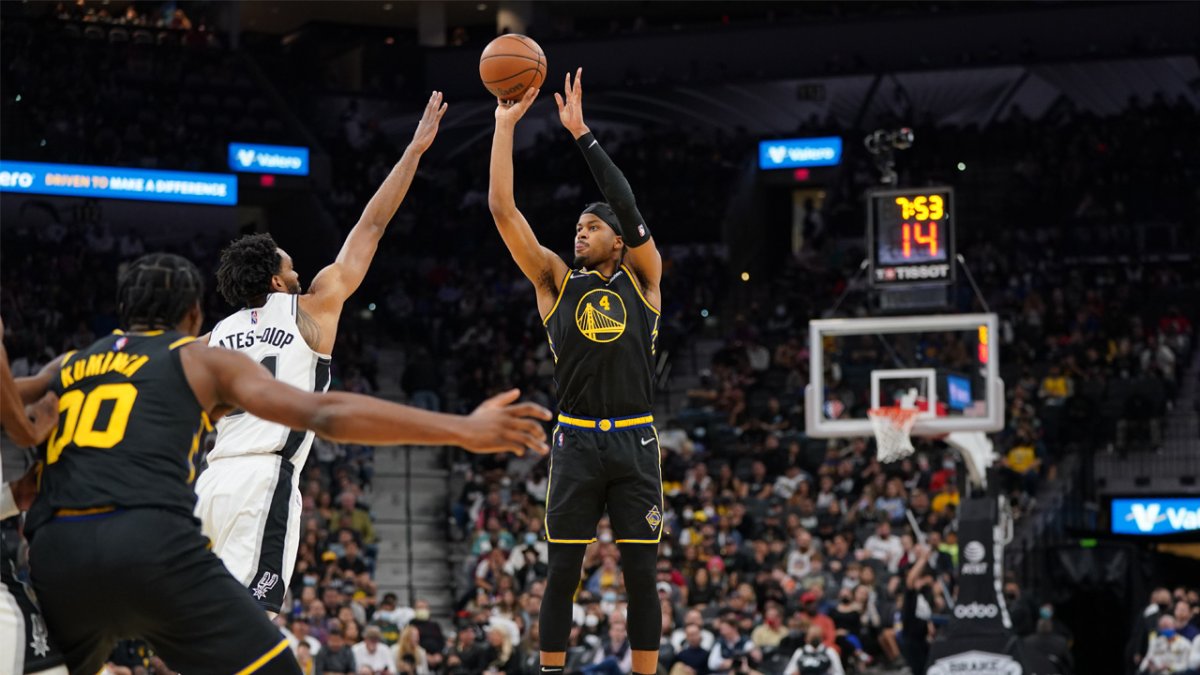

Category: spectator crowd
[2, 8, 1198, 675]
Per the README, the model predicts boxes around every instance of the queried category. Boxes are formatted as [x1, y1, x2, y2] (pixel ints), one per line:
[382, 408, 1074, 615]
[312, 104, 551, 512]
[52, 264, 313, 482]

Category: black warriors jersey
[26, 330, 210, 535]
[543, 265, 660, 417]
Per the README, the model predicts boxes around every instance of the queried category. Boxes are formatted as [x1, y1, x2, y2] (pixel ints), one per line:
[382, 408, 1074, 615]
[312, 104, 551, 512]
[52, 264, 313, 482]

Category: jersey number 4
[47, 383, 138, 464]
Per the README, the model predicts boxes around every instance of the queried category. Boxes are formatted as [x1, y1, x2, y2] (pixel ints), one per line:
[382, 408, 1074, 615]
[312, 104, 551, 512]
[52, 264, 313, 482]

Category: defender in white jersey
[195, 293, 332, 611]
[196, 91, 448, 613]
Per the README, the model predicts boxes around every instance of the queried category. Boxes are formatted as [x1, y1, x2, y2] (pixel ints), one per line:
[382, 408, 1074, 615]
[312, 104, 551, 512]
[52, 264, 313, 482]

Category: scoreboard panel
[868, 186, 955, 287]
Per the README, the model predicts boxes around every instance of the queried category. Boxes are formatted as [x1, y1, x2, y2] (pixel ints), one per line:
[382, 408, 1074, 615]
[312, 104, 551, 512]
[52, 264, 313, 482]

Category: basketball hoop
[868, 406, 919, 463]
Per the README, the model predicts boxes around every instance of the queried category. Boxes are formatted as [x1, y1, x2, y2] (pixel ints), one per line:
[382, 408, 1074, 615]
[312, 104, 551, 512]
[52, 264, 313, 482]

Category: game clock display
[868, 186, 955, 287]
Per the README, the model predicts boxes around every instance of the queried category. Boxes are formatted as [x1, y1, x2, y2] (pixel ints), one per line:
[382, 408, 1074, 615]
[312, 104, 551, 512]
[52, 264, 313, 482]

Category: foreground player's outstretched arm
[555, 68, 662, 306]
[0, 320, 59, 447]
[489, 87, 569, 318]
[181, 343, 550, 454]
[301, 92, 449, 344]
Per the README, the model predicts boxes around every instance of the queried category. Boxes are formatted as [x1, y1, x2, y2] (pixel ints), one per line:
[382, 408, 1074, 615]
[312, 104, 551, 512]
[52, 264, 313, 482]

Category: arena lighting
[0, 160, 237, 206]
[1111, 497, 1200, 535]
[229, 143, 310, 176]
[758, 137, 842, 170]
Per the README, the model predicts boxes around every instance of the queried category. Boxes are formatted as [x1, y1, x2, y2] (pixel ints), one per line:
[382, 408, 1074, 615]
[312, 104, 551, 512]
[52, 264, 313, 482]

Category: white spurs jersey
[207, 293, 332, 467]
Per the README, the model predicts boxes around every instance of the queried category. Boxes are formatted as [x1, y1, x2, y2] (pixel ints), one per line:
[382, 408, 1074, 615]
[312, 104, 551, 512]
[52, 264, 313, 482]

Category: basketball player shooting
[194, 91, 448, 615]
[489, 69, 664, 675]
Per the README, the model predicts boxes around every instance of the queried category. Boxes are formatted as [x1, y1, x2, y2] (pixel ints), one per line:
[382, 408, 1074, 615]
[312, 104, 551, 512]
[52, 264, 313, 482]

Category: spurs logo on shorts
[645, 504, 662, 530]
[30, 614, 50, 657]
[252, 571, 279, 600]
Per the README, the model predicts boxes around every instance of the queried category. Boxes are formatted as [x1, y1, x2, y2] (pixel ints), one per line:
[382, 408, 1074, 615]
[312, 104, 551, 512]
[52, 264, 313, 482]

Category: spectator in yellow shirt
[1038, 365, 1072, 405]
[1003, 442, 1042, 495]
[750, 605, 789, 649]
[932, 483, 960, 515]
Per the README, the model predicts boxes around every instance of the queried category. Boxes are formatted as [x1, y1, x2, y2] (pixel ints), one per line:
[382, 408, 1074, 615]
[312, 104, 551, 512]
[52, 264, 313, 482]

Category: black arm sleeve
[575, 132, 652, 247]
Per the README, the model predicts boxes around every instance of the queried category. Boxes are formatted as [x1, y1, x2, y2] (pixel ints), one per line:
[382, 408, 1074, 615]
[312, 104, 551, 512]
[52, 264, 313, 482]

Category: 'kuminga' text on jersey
[543, 265, 660, 417]
[27, 330, 209, 534]
[207, 293, 331, 467]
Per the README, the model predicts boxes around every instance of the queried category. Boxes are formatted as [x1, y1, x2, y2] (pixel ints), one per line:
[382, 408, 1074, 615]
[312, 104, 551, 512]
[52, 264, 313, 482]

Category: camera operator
[708, 614, 762, 675]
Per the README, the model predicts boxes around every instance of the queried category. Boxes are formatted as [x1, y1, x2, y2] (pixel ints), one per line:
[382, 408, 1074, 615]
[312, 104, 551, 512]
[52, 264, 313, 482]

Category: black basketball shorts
[28, 508, 300, 675]
[545, 413, 664, 545]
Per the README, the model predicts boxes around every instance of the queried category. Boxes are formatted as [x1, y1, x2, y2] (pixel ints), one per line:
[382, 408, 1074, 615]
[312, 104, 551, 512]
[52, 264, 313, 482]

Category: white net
[868, 406, 919, 463]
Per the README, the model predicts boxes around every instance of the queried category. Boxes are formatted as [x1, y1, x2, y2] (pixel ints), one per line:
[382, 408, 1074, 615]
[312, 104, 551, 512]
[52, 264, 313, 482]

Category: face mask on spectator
[599, 531, 613, 543]
[415, 609, 430, 621]
[585, 615, 599, 628]
[525, 532, 537, 545]
[1039, 606, 1052, 620]
[1161, 628, 1176, 639]
[808, 638, 822, 647]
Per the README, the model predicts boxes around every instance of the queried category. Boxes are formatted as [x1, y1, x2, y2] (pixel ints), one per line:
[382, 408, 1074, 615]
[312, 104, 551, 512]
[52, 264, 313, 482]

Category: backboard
[805, 313, 1003, 437]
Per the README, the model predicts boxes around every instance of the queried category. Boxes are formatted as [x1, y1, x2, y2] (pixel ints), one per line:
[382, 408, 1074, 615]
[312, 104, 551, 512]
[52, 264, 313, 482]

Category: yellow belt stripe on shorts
[556, 412, 654, 432]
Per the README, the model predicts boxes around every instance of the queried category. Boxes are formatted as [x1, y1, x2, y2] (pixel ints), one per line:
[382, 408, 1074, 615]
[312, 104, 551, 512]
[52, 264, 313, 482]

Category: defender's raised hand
[495, 86, 540, 127]
[554, 67, 589, 139]
[460, 388, 552, 455]
[410, 90, 448, 154]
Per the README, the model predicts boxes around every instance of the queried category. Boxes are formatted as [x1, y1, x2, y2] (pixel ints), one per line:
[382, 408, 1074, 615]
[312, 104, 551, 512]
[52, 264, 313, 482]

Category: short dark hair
[216, 233, 281, 306]
[117, 253, 203, 330]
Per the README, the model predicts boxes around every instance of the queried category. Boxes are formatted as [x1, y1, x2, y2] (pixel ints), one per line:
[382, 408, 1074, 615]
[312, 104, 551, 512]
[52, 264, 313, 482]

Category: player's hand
[410, 90, 448, 154]
[11, 464, 39, 511]
[27, 391, 59, 443]
[461, 388, 551, 455]
[553, 67, 590, 139]
[494, 86, 540, 127]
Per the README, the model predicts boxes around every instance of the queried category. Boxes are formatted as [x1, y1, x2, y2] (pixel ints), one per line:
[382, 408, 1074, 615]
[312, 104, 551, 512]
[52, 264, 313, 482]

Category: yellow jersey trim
[113, 330, 165, 337]
[55, 506, 116, 517]
[557, 413, 654, 431]
[169, 335, 197, 350]
[234, 638, 290, 675]
[620, 265, 661, 315]
[542, 269, 573, 326]
[573, 268, 612, 281]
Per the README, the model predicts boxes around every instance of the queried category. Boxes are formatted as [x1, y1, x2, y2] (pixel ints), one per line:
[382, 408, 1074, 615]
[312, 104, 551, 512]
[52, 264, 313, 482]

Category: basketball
[479, 34, 547, 101]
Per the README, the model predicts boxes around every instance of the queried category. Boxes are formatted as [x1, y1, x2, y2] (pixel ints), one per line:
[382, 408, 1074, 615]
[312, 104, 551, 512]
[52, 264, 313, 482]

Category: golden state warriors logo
[645, 504, 663, 530]
[575, 289, 626, 343]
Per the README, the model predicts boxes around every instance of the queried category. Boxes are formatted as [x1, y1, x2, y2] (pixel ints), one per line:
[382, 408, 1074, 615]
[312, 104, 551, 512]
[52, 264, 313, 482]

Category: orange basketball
[479, 34, 547, 102]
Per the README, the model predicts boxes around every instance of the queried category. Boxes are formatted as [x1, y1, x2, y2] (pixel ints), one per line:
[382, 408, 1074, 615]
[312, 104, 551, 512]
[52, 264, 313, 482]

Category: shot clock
[868, 186, 955, 287]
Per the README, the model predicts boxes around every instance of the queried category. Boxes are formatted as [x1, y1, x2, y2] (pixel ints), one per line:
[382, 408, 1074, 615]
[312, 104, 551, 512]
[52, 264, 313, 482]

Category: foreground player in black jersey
[15, 254, 550, 675]
[489, 70, 664, 675]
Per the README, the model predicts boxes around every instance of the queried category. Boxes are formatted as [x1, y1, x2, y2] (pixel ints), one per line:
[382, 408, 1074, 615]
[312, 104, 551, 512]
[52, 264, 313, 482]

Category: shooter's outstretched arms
[488, 87, 569, 318]
[181, 343, 551, 455]
[555, 68, 661, 298]
[305, 91, 449, 320]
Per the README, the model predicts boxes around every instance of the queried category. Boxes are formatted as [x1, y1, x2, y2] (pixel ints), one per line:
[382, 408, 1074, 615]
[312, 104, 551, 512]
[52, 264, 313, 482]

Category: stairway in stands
[366, 347, 457, 618]
[1094, 345, 1200, 493]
